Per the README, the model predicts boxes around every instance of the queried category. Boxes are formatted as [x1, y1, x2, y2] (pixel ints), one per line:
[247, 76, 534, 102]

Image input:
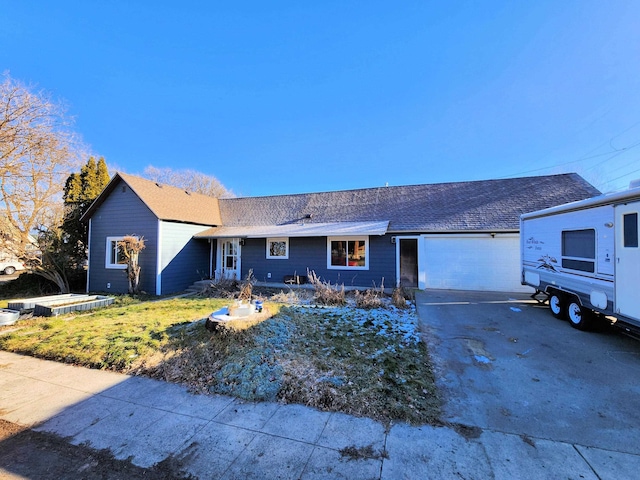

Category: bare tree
[143, 166, 233, 198]
[0, 72, 85, 262]
[119, 236, 145, 294]
[34, 225, 71, 293]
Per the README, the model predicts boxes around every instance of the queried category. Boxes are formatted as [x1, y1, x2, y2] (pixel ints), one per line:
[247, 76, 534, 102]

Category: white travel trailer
[520, 187, 640, 332]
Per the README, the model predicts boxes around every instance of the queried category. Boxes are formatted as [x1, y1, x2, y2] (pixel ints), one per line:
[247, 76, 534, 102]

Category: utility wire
[599, 156, 640, 176]
[583, 142, 640, 172]
[500, 120, 640, 179]
[606, 166, 640, 185]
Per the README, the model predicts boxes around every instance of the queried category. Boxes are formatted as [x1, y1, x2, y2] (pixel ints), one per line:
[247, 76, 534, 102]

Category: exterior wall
[87, 180, 159, 294]
[159, 221, 211, 294]
[240, 234, 396, 287]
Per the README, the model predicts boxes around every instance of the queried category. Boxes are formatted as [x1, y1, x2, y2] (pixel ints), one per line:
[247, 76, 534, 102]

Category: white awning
[194, 221, 389, 239]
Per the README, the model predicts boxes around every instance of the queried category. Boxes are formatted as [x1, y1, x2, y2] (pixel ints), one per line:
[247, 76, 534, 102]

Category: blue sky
[2, 1, 640, 196]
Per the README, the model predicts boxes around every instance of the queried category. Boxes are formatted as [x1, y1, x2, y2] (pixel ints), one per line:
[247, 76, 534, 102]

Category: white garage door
[422, 234, 529, 292]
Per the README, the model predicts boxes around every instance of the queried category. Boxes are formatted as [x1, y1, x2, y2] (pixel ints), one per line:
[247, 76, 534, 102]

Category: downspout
[86, 218, 92, 293]
[394, 237, 401, 288]
[156, 220, 162, 295]
[209, 239, 214, 279]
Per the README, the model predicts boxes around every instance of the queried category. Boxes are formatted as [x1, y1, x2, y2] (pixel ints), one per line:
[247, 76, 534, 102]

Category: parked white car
[0, 259, 26, 275]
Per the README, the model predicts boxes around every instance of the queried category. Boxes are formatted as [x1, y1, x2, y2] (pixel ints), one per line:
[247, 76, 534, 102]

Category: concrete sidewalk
[0, 351, 637, 479]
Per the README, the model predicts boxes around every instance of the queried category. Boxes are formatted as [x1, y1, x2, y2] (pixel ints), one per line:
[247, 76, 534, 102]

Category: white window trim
[105, 236, 127, 269]
[266, 237, 289, 259]
[327, 236, 369, 270]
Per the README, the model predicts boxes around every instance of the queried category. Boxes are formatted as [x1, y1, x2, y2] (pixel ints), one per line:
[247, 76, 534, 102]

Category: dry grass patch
[277, 305, 439, 425]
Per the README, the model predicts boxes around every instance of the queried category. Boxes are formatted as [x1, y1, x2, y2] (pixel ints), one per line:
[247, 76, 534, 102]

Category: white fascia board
[198, 221, 390, 238]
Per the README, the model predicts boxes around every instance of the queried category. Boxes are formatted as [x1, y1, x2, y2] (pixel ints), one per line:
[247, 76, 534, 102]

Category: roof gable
[217, 173, 600, 232]
[82, 172, 222, 226]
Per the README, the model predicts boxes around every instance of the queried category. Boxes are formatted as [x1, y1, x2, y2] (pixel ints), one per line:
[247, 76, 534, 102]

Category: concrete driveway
[416, 289, 640, 455]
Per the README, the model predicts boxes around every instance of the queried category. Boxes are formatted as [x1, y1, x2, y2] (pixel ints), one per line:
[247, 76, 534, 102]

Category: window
[623, 213, 638, 248]
[561, 229, 595, 273]
[266, 237, 289, 259]
[105, 236, 128, 269]
[328, 237, 368, 269]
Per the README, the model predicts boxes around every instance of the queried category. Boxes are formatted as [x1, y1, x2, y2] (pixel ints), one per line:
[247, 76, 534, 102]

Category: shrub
[392, 287, 411, 309]
[269, 289, 312, 304]
[307, 270, 345, 306]
[354, 289, 383, 309]
[0, 272, 59, 298]
[238, 269, 255, 301]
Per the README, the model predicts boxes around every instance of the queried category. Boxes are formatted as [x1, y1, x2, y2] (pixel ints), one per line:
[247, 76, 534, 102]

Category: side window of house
[561, 229, 595, 273]
[327, 237, 368, 269]
[105, 236, 128, 269]
[623, 213, 638, 248]
[266, 238, 289, 259]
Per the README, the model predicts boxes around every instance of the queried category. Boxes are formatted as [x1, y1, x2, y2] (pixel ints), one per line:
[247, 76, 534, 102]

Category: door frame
[395, 235, 421, 288]
[216, 238, 242, 280]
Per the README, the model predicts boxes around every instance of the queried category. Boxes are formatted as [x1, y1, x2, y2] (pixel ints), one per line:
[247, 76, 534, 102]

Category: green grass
[0, 297, 229, 369]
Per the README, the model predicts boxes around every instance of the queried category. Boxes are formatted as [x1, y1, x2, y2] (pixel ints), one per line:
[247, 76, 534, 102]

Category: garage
[421, 233, 530, 292]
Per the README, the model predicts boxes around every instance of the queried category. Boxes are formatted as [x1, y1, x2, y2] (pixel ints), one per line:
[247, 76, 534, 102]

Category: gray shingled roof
[82, 172, 223, 226]
[215, 173, 600, 233]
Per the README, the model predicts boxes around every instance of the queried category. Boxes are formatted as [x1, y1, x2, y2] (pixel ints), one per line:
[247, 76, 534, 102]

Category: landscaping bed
[0, 286, 440, 425]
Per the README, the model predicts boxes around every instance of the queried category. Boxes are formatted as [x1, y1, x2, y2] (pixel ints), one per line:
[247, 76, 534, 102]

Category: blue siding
[240, 234, 397, 288]
[87, 180, 159, 294]
[159, 221, 211, 294]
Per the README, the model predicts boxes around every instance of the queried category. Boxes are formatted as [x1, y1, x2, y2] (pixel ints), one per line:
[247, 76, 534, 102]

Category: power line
[599, 156, 640, 176]
[606, 166, 640, 185]
[499, 120, 640, 180]
[583, 141, 640, 172]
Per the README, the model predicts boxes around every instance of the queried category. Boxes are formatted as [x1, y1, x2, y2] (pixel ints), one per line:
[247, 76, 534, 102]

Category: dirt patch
[0, 419, 191, 479]
[450, 422, 483, 439]
[339, 444, 389, 461]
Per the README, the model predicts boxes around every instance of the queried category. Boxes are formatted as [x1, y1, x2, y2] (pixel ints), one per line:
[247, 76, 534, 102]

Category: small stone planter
[0, 309, 20, 326]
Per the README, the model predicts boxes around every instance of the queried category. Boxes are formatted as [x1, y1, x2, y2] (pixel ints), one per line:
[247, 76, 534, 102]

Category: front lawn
[0, 295, 439, 425]
[0, 297, 228, 369]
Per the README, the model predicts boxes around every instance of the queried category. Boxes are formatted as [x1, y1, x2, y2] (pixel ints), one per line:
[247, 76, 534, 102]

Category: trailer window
[623, 213, 638, 248]
[562, 229, 595, 273]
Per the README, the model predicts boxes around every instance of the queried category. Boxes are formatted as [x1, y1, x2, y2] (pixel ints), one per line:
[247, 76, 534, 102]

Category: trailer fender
[589, 290, 608, 310]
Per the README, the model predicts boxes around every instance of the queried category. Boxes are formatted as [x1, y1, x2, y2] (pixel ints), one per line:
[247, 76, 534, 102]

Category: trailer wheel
[567, 300, 593, 330]
[549, 293, 565, 319]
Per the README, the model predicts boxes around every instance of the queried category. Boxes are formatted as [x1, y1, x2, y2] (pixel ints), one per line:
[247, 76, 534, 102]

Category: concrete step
[185, 280, 214, 294]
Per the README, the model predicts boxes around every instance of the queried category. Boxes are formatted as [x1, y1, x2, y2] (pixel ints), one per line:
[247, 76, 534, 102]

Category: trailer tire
[549, 292, 565, 319]
[567, 299, 593, 330]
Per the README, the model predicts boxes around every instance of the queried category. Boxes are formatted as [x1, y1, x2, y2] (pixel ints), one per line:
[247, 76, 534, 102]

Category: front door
[616, 202, 640, 321]
[219, 238, 241, 280]
[399, 238, 418, 288]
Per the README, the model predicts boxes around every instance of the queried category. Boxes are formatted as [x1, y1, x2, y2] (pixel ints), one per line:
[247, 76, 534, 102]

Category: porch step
[185, 280, 214, 294]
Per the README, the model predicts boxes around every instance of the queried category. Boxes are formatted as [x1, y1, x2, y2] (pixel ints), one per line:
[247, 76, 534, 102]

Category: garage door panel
[423, 235, 528, 292]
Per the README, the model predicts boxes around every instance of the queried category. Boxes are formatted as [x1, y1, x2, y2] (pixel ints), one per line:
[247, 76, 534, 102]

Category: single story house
[82, 172, 600, 295]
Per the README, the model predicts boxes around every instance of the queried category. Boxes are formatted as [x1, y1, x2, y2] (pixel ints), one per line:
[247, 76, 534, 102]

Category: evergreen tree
[62, 156, 111, 269]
